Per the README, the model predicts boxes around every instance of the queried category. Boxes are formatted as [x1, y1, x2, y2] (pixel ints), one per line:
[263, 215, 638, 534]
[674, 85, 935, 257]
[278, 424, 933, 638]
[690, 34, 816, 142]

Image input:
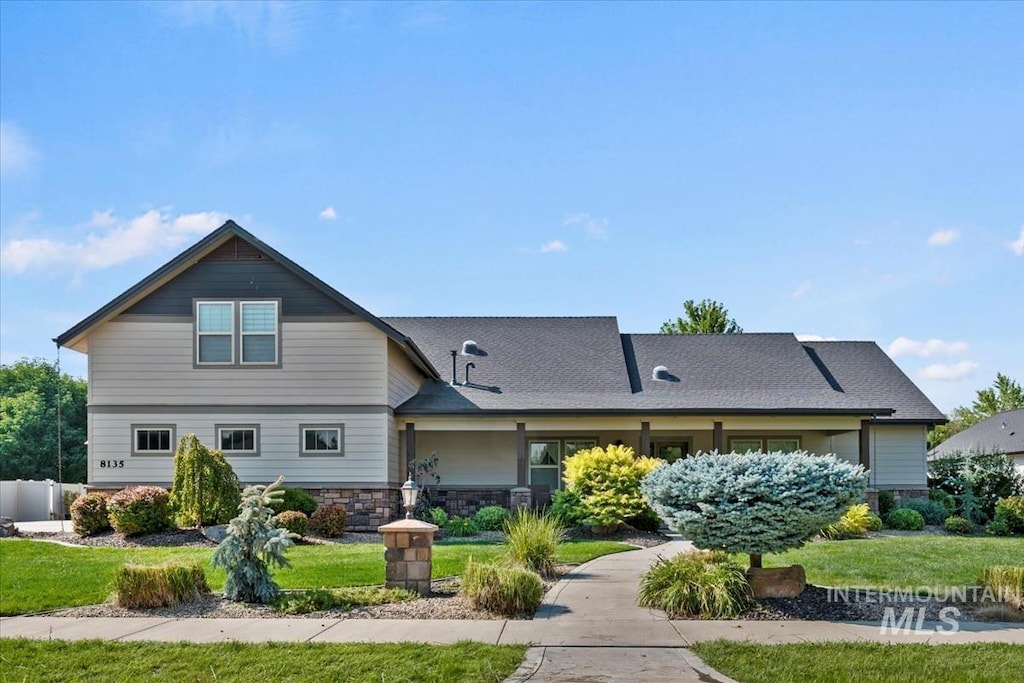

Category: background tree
[660, 299, 743, 334]
[0, 358, 87, 482]
[929, 373, 1024, 447]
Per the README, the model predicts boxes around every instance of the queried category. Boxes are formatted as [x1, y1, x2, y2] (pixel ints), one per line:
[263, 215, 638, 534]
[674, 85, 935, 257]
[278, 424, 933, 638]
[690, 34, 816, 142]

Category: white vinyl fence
[0, 479, 85, 522]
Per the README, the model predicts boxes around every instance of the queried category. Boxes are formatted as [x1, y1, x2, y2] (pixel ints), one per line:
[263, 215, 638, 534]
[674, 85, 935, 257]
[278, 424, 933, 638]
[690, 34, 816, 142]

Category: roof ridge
[382, 315, 619, 320]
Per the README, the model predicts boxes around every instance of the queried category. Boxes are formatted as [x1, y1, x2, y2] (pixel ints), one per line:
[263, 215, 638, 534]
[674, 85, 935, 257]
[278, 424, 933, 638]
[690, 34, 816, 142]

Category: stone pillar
[510, 486, 532, 510]
[378, 518, 439, 596]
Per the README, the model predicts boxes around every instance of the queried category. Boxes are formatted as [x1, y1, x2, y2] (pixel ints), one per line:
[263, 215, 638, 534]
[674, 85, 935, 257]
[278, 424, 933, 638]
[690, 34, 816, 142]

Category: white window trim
[131, 425, 176, 457]
[240, 300, 279, 365]
[196, 301, 235, 366]
[216, 425, 260, 456]
[300, 424, 344, 456]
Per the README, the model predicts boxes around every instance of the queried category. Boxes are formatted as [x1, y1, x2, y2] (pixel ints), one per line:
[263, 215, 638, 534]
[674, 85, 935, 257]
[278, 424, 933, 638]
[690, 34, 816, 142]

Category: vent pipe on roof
[449, 350, 459, 385]
[461, 340, 481, 355]
[465, 362, 475, 385]
[653, 365, 671, 381]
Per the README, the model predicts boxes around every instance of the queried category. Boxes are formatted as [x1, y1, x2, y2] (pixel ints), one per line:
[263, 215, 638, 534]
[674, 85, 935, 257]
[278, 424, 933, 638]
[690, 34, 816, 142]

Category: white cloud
[0, 121, 39, 179]
[791, 280, 812, 299]
[887, 337, 969, 358]
[1010, 226, 1024, 256]
[319, 206, 337, 220]
[927, 228, 960, 247]
[563, 212, 609, 239]
[796, 334, 838, 342]
[853, 238, 871, 246]
[0, 209, 228, 275]
[918, 360, 979, 381]
[540, 240, 568, 254]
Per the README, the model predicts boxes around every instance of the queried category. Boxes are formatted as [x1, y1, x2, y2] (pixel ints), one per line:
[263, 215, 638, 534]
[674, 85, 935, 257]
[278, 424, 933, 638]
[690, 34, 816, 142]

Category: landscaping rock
[747, 565, 807, 599]
[202, 525, 228, 543]
[0, 517, 17, 538]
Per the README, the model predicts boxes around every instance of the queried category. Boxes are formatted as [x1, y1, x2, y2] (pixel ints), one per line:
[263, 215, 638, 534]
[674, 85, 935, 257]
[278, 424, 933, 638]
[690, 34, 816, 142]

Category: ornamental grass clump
[820, 503, 874, 540]
[562, 444, 663, 530]
[504, 508, 564, 578]
[980, 566, 1024, 611]
[642, 451, 867, 568]
[461, 558, 544, 617]
[170, 434, 240, 528]
[114, 562, 210, 609]
[70, 492, 111, 537]
[637, 551, 753, 619]
[107, 486, 174, 537]
[211, 476, 295, 604]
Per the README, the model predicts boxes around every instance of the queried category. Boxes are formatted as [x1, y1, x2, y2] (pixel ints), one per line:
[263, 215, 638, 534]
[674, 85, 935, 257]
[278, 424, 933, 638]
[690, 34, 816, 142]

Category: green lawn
[692, 641, 1024, 683]
[762, 535, 1024, 589]
[0, 538, 632, 615]
[0, 639, 525, 683]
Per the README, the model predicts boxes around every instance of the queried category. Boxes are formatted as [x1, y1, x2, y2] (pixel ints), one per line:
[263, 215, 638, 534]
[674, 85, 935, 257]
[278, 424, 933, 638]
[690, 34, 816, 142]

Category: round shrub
[637, 551, 753, 618]
[268, 488, 318, 517]
[445, 516, 479, 537]
[563, 444, 663, 528]
[107, 486, 174, 536]
[428, 507, 449, 528]
[309, 504, 347, 538]
[885, 507, 925, 531]
[900, 498, 950, 526]
[461, 558, 544, 616]
[944, 515, 974, 535]
[276, 510, 309, 536]
[71, 492, 111, 536]
[865, 512, 883, 532]
[993, 496, 1024, 535]
[548, 489, 588, 528]
[473, 506, 510, 531]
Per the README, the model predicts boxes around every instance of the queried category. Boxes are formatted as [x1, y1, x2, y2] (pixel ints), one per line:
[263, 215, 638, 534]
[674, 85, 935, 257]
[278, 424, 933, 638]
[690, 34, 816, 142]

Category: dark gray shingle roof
[929, 408, 1024, 457]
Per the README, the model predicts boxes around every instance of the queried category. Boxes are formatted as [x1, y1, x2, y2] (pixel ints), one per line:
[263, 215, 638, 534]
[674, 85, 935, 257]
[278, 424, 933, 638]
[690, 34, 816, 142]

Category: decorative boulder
[746, 565, 807, 599]
[0, 516, 17, 538]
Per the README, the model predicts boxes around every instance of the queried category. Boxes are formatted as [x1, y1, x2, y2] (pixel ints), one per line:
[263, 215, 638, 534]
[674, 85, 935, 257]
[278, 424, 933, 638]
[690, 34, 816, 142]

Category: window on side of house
[132, 425, 175, 456]
[529, 440, 560, 490]
[196, 301, 234, 364]
[217, 425, 259, 456]
[728, 437, 801, 454]
[652, 441, 690, 463]
[240, 301, 279, 364]
[300, 424, 344, 456]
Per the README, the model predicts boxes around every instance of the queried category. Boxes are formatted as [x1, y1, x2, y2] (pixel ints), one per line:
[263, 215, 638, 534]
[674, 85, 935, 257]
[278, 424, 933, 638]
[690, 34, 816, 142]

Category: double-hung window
[241, 301, 278, 364]
[195, 300, 279, 366]
[196, 301, 234, 364]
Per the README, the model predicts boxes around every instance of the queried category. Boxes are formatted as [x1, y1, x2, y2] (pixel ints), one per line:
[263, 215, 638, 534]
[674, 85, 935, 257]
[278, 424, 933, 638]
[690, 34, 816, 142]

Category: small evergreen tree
[211, 476, 294, 603]
[642, 451, 867, 568]
[170, 434, 241, 527]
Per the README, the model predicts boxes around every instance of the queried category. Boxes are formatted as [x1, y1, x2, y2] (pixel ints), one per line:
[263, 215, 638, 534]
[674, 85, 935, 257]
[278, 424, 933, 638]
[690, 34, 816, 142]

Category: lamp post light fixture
[401, 477, 420, 519]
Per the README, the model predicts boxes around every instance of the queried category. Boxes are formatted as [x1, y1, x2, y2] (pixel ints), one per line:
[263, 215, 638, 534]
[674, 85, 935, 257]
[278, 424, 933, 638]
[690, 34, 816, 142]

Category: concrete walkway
[2, 534, 1022, 681]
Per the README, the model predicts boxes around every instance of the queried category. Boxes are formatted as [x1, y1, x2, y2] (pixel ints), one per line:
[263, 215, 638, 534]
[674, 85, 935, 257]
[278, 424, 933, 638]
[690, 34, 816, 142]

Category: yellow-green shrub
[562, 444, 663, 528]
[114, 562, 210, 608]
[820, 503, 873, 539]
[980, 566, 1024, 611]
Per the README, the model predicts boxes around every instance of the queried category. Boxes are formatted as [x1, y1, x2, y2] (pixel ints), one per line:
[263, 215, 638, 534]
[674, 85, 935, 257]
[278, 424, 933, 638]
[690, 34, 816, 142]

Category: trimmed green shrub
[428, 507, 449, 528]
[625, 507, 663, 532]
[268, 488, 318, 517]
[107, 486, 174, 537]
[114, 562, 210, 608]
[993, 496, 1024, 534]
[70, 492, 111, 536]
[885, 507, 925, 531]
[461, 558, 544, 616]
[877, 490, 896, 517]
[505, 508, 564, 578]
[273, 586, 415, 614]
[901, 498, 951, 526]
[309, 504, 347, 538]
[170, 434, 240, 527]
[865, 512, 883, 532]
[549, 489, 588, 528]
[562, 444, 663, 529]
[820, 503, 874, 539]
[986, 516, 1013, 536]
[444, 516, 478, 537]
[637, 551, 753, 619]
[473, 506, 510, 531]
[211, 477, 294, 604]
[275, 510, 308, 536]
[929, 451, 1024, 520]
[642, 451, 867, 567]
[944, 516, 974, 535]
[980, 566, 1024, 611]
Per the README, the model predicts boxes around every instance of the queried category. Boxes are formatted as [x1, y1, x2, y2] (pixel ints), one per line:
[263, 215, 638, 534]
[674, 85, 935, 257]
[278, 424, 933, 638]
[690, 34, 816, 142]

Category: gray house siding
[870, 424, 928, 489]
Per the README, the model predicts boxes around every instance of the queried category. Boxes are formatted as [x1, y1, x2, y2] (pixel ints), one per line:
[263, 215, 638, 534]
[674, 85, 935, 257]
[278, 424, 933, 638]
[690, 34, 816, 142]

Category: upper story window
[195, 299, 279, 367]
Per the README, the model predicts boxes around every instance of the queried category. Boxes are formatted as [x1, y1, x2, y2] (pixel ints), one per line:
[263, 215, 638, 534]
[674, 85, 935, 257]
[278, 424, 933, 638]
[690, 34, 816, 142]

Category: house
[928, 408, 1024, 474]
[56, 221, 946, 529]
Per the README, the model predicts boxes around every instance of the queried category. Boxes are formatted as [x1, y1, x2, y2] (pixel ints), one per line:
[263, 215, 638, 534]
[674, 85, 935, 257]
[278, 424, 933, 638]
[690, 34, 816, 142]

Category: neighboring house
[928, 408, 1024, 474]
[56, 221, 946, 529]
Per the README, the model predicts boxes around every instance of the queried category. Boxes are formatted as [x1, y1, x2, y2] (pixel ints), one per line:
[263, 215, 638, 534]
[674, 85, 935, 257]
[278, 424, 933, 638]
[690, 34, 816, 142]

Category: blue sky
[1, 1, 1021, 413]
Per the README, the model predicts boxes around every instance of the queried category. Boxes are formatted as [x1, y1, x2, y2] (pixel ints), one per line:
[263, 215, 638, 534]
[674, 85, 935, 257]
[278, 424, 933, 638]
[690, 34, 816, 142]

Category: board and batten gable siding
[387, 339, 423, 408]
[870, 424, 928, 489]
[88, 409, 390, 486]
[87, 320, 388, 405]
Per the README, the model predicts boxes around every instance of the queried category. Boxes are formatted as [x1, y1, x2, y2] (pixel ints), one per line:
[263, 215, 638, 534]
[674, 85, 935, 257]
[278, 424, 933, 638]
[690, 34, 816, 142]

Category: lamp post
[401, 477, 420, 519]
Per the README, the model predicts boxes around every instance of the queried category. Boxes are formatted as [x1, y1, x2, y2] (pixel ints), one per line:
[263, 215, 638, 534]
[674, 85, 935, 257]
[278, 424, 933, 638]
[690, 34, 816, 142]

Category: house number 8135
[99, 460, 125, 468]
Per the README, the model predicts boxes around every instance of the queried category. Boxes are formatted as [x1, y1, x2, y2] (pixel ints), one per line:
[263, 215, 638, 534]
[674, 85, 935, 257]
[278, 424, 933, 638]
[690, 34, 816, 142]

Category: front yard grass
[0, 538, 632, 615]
[692, 641, 1024, 683]
[764, 535, 1024, 589]
[0, 639, 525, 683]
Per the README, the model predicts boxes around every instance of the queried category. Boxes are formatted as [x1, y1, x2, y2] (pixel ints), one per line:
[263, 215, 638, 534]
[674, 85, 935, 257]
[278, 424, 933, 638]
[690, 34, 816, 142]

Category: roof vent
[461, 340, 482, 356]
[653, 365, 671, 381]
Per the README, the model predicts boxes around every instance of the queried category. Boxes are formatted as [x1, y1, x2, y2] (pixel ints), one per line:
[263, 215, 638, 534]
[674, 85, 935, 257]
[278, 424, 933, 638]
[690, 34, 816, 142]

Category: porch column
[859, 419, 871, 469]
[713, 421, 724, 453]
[516, 422, 527, 486]
[640, 421, 651, 456]
[405, 423, 416, 476]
